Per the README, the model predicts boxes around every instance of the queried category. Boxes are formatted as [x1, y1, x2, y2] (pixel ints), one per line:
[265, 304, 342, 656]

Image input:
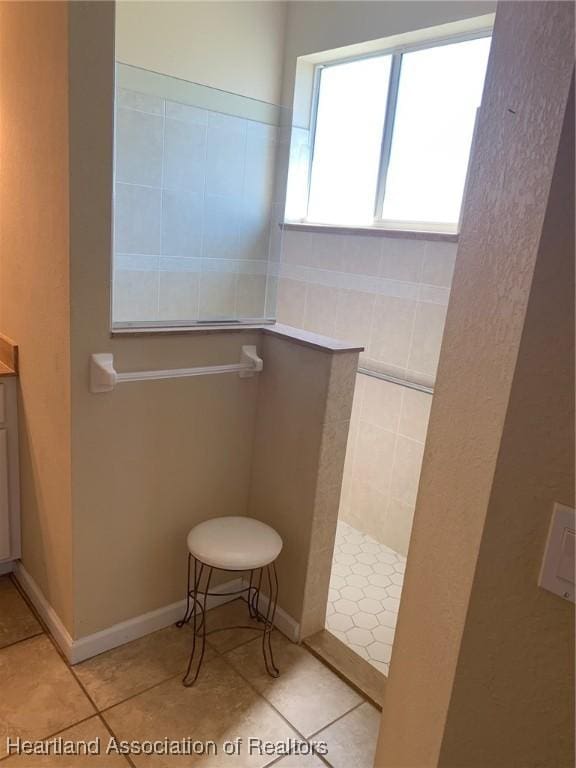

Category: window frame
[305, 28, 492, 234]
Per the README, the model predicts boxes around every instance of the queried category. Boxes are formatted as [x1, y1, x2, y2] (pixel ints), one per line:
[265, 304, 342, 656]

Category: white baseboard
[240, 576, 300, 643]
[14, 563, 244, 665]
[14, 561, 75, 661]
[0, 560, 15, 576]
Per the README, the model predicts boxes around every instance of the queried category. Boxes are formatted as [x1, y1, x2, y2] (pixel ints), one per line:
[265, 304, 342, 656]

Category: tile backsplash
[273, 229, 457, 388]
[113, 74, 283, 325]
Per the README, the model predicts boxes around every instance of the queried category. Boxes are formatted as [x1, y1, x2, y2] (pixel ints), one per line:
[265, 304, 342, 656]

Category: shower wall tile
[384, 498, 415, 556]
[165, 100, 208, 126]
[114, 183, 161, 255]
[302, 283, 338, 337]
[276, 229, 455, 384]
[163, 118, 206, 194]
[202, 194, 241, 260]
[113, 269, 158, 322]
[161, 189, 203, 258]
[264, 276, 278, 318]
[333, 289, 375, 348]
[274, 229, 454, 554]
[355, 422, 395, 496]
[158, 271, 199, 321]
[361, 377, 402, 433]
[237, 202, 271, 261]
[244, 130, 276, 208]
[421, 241, 457, 286]
[339, 376, 430, 555]
[276, 278, 305, 327]
[309, 233, 347, 271]
[115, 108, 163, 186]
[236, 274, 267, 318]
[398, 388, 432, 443]
[389, 436, 424, 508]
[380, 238, 426, 282]
[343, 236, 381, 276]
[198, 272, 237, 320]
[117, 87, 163, 115]
[113, 85, 280, 325]
[368, 295, 417, 370]
[407, 301, 448, 378]
[206, 116, 246, 197]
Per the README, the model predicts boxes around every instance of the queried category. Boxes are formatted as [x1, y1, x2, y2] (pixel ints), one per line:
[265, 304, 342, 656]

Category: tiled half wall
[273, 228, 457, 554]
[113, 66, 285, 325]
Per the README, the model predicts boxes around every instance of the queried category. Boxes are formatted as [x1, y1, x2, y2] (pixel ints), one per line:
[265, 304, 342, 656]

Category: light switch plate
[538, 502, 575, 603]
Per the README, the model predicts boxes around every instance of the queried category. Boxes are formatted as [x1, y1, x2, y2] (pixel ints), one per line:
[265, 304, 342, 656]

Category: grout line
[0, 713, 100, 764]
[207, 605, 372, 764]
[0, 629, 45, 652]
[96, 713, 136, 768]
[3, 588, 372, 767]
[307, 700, 366, 740]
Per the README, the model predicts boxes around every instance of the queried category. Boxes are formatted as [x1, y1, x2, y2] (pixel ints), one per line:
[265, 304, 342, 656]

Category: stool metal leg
[262, 563, 279, 678]
[250, 567, 263, 620]
[247, 570, 257, 619]
[177, 554, 279, 685]
[176, 555, 204, 630]
[176, 554, 193, 628]
[182, 563, 213, 687]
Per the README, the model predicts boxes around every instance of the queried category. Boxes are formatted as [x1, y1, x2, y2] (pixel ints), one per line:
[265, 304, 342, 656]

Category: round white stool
[176, 516, 283, 686]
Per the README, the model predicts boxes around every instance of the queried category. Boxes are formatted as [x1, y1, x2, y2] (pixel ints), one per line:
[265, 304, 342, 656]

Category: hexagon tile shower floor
[326, 520, 406, 676]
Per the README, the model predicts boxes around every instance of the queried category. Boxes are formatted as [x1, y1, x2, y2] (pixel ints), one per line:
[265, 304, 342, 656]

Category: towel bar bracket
[89, 345, 263, 393]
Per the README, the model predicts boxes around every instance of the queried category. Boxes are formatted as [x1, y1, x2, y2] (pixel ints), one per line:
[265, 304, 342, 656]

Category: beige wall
[68, 1, 261, 636]
[116, 1, 288, 105]
[376, 2, 574, 765]
[0, 2, 74, 632]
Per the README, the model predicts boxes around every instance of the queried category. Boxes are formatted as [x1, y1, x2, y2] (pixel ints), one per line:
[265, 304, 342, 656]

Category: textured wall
[248, 335, 357, 635]
[0, 2, 74, 631]
[376, 3, 574, 765]
[438, 71, 575, 768]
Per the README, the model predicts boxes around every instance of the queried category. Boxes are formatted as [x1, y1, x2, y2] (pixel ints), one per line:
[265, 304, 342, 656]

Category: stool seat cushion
[186, 516, 283, 570]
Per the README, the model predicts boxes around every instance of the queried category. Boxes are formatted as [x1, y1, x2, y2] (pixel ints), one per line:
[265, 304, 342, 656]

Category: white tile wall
[274, 228, 453, 554]
[274, 229, 457, 388]
[113, 85, 283, 324]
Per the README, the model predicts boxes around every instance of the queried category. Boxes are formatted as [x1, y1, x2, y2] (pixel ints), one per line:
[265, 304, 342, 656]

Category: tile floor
[326, 521, 406, 676]
[0, 576, 380, 768]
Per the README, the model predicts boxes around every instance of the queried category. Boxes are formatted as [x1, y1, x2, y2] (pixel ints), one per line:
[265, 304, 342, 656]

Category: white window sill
[281, 221, 458, 243]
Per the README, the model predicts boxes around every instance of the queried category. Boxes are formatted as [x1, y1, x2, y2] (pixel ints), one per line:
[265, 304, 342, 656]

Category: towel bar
[89, 345, 263, 393]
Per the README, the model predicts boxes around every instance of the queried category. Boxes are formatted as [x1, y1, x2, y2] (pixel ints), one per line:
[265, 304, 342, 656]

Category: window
[306, 35, 491, 232]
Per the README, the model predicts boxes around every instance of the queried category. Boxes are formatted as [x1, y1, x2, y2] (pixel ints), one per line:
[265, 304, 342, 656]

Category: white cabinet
[0, 378, 20, 569]
[0, 430, 10, 561]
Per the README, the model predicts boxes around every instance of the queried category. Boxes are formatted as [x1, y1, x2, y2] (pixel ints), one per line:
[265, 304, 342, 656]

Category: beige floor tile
[74, 623, 216, 711]
[0, 576, 42, 649]
[103, 656, 298, 767]
[2, 716, 130, 767]
[0, 635, 95, 758]
[303, 630, 385, 708]
[205, 599, 262, 653]
[225, 634, 362, 737]
[315, 702, 380, 768]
